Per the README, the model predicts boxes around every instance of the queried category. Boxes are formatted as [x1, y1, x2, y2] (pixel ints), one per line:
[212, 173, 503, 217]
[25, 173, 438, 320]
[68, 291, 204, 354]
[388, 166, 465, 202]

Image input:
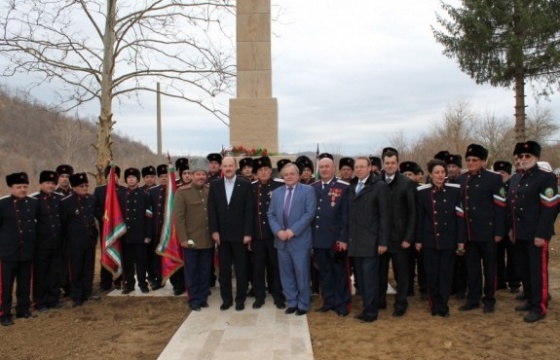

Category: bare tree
[526, 107, 559, 142]
[434, 100, 476, 154]
[472, 113, 514, 165]
[0, 0, 235, 183]
[51, 117, 92, 165]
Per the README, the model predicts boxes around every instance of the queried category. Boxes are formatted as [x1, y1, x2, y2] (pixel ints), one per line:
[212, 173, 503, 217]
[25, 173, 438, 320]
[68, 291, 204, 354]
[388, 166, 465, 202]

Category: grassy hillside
[0, 86, 165, 193]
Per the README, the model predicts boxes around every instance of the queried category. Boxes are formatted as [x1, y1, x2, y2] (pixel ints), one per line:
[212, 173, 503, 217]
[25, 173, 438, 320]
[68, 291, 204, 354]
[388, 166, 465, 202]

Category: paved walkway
[157, 291, 314, 360]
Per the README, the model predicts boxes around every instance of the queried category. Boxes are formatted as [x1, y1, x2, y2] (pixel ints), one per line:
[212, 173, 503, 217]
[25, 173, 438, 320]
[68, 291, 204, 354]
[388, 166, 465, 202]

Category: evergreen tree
[433, 0, 560, 141]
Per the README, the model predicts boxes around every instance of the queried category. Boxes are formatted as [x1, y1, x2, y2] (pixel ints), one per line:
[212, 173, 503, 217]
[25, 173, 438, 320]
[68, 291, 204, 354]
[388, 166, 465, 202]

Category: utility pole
[157, 82, 162, 156]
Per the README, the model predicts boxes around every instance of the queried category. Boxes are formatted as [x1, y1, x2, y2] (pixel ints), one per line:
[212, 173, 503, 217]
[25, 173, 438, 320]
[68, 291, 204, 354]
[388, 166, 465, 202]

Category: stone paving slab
[158, 292, 314, 360]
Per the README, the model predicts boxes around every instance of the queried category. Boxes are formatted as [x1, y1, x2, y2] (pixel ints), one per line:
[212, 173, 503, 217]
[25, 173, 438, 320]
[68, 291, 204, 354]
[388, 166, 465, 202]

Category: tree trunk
[512, 2, 526, 143]
[95, 0, 117, 185]
[514, 74, 526, 143]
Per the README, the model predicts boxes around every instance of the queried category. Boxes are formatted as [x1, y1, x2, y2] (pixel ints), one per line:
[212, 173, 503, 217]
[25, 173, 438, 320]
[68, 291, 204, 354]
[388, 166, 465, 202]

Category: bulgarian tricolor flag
[156, 164, 184, 283]
[101, 163, 126, 279]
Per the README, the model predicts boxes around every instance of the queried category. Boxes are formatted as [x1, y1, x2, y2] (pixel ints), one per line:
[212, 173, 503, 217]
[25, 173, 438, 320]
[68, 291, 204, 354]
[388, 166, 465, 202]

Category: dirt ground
[3, 245, 559, 360]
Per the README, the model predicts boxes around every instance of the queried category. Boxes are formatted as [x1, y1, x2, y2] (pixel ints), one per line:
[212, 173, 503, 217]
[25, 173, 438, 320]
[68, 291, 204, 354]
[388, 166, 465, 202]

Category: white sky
[2, 0, 558, 157]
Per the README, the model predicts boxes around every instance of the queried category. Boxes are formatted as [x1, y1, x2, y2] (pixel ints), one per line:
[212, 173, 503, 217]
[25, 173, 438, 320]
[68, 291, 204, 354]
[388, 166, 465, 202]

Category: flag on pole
[156, 164, 184, 284]
[101, 163, 126, 279]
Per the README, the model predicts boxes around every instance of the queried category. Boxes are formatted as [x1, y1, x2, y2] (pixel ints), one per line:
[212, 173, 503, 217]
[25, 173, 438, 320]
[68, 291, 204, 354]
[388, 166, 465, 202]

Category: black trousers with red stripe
[0, 260, 32, 319]
[515, 239, 549, 315]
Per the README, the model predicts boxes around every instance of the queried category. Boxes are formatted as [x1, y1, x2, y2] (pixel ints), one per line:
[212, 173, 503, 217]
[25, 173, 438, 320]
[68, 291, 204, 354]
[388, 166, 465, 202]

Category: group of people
[0, 139, 556, 327]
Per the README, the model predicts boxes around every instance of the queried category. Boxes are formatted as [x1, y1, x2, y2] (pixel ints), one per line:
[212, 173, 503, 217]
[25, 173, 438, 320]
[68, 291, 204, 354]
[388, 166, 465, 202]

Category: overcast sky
[2, 0, 558, 157]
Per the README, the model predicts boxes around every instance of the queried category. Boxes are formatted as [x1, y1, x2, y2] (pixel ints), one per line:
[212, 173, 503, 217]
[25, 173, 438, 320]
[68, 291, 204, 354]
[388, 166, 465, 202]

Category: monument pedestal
[230, 0, 278, 153]
[230, 98, 278, 152]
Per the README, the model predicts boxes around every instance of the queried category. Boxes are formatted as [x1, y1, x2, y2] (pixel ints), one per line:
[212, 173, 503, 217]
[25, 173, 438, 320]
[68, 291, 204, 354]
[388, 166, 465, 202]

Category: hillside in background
[0, 86, 165, 192]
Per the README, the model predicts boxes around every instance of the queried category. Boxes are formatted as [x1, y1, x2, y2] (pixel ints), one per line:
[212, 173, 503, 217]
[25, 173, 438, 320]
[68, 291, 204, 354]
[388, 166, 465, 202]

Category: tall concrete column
[230, 0, 278, 153]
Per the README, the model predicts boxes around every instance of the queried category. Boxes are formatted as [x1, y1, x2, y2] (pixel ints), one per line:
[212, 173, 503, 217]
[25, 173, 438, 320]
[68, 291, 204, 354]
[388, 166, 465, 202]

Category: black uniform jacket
[507, 164, 559, 240]
[60, 193, 98, 249]
[0, 195, 38, 261]
[416, 182, 466, 250]
[252, 178, 284, 240]
[455, 169, 506, 241]
[119, 187, 153, 244]
[30, 191, 63, 250]
[149, 185, 167, 240]
[311, 178, 350, 249]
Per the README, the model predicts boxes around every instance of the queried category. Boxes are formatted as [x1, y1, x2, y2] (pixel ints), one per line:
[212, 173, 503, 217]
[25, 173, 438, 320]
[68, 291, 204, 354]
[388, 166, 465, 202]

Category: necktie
[356, 181, 364, 194]
[386, 177, 393, 184]
[283, 187, 293, 227]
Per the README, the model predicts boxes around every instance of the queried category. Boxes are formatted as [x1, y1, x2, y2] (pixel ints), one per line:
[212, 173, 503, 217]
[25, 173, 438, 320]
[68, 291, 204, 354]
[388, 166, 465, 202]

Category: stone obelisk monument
[230, 0, 278, 153]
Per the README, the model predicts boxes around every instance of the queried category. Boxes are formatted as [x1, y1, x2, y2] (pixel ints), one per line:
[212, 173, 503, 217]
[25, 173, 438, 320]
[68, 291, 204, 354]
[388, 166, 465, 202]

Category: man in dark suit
[208, 156, 254, 311]
[379, 149, 417, 317]
[268, 162, 316, 316]
[348, 157, 390, 323]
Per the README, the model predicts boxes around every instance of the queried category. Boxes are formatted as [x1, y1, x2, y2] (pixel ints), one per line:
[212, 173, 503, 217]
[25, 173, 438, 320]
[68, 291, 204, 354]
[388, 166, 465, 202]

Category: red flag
[156, 165, 184, 284]
[101, 164, 125, 279]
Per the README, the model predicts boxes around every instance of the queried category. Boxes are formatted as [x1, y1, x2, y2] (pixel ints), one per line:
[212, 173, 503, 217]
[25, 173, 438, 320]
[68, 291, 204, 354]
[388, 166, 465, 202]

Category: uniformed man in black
[238, 156, 255, 296]
[369, 156, 382, 176]
[0, 172, 39, 326]
[296, 155, 315, 185]
[55, 164, 74, 197]
[175, 157, 190, 187]
[120, 168, 153, 294]
[239, 157, 255, 182]
[55, 164, 74, 296]
[312, 154, 351, 317]
[276, 159, 291, 179]
[60, 173, 99, 307]
[399, 161, 418, 181]
[93, 165, 125, 291]
[445, 154, 463, 182]
[338, 157, 354, 183]
[445, 154, 468, 300]
[149, 164, 186, 294]
[493, 161, 521, 293]
[509, 141, 558, 322]
[141, 165, 157, 191]
[251, 156, 285, 309]
[456, 144, 506, 314]
[31, 171, 66, 312]
[205, 154, 221, 287]
[206, 153, 222, 184]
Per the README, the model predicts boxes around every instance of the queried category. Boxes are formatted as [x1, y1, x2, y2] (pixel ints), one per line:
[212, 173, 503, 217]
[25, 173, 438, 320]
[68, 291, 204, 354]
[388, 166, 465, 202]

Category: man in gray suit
[268, 163, 316, 316]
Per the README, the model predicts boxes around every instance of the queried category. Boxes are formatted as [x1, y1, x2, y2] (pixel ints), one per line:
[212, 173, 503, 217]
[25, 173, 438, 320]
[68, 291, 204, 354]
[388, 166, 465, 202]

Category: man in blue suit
[268, 162, 317, 316]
